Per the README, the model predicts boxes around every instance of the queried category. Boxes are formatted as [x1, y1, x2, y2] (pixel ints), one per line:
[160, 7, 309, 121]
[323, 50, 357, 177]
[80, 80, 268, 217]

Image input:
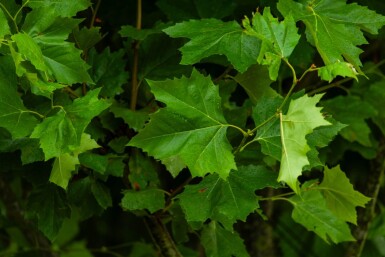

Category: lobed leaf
[129, 69, 236, 178]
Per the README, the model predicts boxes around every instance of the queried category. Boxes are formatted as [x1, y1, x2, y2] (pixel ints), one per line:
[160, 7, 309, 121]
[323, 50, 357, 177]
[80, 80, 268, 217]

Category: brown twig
[130, 0, 142, 110]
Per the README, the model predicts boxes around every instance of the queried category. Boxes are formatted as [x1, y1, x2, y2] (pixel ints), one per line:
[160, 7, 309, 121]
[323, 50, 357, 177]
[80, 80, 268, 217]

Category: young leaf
[26, 184, 71, 241]
[201, 221, 249, 257]
[279, 94, 331, 193]
[318, 62, 358, 82]
[243, 8, 300, 80]
[50, 153, 79, 189]
[290, 190, 355, 244]
[178, 165, 281, 230]
[163, 19, 261, 72]
[319, 166, 371, 224]
[129, 69, 236, 179]
[121, 189, 165, 213]
[277, 0, 385, 72]
[0, 56, 38, 138]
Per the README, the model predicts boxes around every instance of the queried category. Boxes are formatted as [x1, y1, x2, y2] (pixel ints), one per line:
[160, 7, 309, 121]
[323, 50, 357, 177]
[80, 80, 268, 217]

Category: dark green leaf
[110, 103, 149, 132]
[164, 19, 261, 72]
[91, 181, 112, 210]
[121, 189, 165, 213]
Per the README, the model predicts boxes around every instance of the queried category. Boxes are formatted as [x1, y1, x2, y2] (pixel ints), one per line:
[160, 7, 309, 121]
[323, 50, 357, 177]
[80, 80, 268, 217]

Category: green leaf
[91, 181, 112, 210]
[72, 27, 102, 51]
[318, 62, 358, 82]
[233, 65, 277, 104]
[0, 56, 38, 138]
[121, 189, 165, 213]
[120, 23, 169, 41]
[163, 19, 261, 72]
[322, 95, 377, 147]
[0, 8, 10, 38]
[87, 48, 129, 97]
[291, 190, 355, 244]
[129, 69, 236, 179]
[42, 44, 93, 84]
[50, 133, 100, 189]
[178, 165, 280, 229]
[25, 0, 91, 17]
[157, 0, 236, 21]
[110, 103, 149, 131]
[277, 0, 385, 71]
[26, 73, 67, 98]
[362, 81, 385, 135]
[78, 152, 109, 174]
[12, 33, 48, 72]
[50, 153, 79, 189]
[201, 221, 249, 257]
[319, 166, 371, 224]
[279, 94, 331, 193]
[26, 184, 71, 241]
[243, 8, 300, 80]
[252, 96, 282, 161]
[128, 151, 160, 190]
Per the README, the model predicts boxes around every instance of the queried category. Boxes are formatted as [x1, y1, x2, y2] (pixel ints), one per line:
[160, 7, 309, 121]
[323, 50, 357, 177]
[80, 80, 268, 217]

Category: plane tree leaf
[178, 165, 281, 230]
[163, 19, 261, 72]
[201, 221, 249, 257]
[243, 7, 300, 80]
[290, 190, 355, 244]
[279, 94, 331, 193]
[319, 166, 371, 224]
[121, 189, 165, 213]
[277, 0, 385, 72]
[25, 0, 91, 17]
[129, 69, 236, 179]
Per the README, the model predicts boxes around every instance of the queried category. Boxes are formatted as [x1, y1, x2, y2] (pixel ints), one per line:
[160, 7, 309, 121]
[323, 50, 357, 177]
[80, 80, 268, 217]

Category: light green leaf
[50, 133, 100, 189]
[129, 69, 236, 179]
[0, 56, 38, 138]
[243, 8, 300, 80]
[0, 8, 10, 38]
[277, 0, 385, 72]
[319, 166, 371, 224]
[163, 19, 261, 72]
[26, 73, 67, 98]
[279, 94, 331, 193]
[291, 190, 355, 244]
[25, 0, 91, 17]
[178, 165, 280, 230]
[50, 153, 79, 189]
[26, 184, 71, 241]
[233, 65, 277, 104]
[78, 152, 109, 174]
[121, 189, 165, 213]
[201, 221, 249, 257]
[318, 62, 358, 82]
[322, 95, 377, 147]
[87, 48, 129, 97]
[13, 31, 60, 73]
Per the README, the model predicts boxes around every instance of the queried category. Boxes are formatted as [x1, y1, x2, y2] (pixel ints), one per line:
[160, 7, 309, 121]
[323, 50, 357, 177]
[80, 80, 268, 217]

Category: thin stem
[227, 124, 248, 136]
[250, 112, 278, 135]
[308, 77, 351, 95]
[90, 0, 101, 28]
[130, 0, 142, 110]
[259, 191, 295, 201]
[23, 110, 45, 119]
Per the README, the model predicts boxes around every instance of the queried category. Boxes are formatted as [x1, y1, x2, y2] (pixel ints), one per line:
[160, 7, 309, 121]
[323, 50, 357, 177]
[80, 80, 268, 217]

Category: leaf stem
[130, 0, 142, 110]
[90, 0, 101, 28]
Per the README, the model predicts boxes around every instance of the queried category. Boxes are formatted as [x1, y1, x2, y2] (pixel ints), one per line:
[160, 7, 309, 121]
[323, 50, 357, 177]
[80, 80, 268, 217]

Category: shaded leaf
[110, 103, 149, 131]
[121, 189, 165, 213]
[0, 8, 10, 38]
[91, 181, 112, 210]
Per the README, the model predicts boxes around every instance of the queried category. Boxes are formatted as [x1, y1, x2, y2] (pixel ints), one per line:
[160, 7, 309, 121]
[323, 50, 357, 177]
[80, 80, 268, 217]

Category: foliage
[0, 0, 385, 257]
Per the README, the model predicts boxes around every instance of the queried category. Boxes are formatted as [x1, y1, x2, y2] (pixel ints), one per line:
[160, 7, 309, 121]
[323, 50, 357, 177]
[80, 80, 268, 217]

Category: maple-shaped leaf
[129, 69, 236, 179]
[322, 95, 377, 147]
[291, 190, 355, 244]
[243, 7, 300, 80]
[178, 165, 281, 230]
[0, 56, 38, 138]
[26, 184, 71, 241]
[201, 221, 249, 257]
[318, 62, 358, 82]
[31, 88, 110, 160]
[25, 0, 91, 17]
[50, 133, 100, 189]
[319, 166, 371, 224]
[163, 19, 261, 72]
[279, 94, 330, 193]
[277, 0, 385, 72]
